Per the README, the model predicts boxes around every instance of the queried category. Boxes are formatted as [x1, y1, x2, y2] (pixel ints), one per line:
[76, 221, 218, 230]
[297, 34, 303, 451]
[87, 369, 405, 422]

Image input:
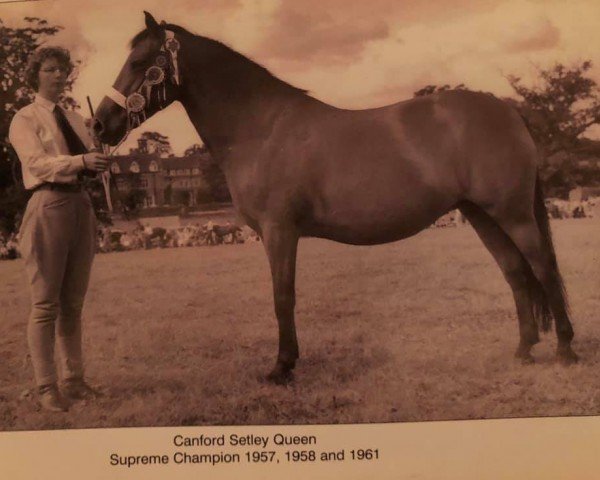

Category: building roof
[110, 154, 160, 173]
[109, 153, 211, 173]
[162, 155, 208, 170]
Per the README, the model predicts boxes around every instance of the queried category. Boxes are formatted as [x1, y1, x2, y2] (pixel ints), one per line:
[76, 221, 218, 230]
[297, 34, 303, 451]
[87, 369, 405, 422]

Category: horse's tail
[531, 173, 569, 332]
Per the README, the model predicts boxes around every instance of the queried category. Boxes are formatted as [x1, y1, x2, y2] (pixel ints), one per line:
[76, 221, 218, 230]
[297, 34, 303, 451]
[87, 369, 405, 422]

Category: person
[5, 232, 19, 259]
[8, 46, 109, 412]
[205, 219, 216, 245]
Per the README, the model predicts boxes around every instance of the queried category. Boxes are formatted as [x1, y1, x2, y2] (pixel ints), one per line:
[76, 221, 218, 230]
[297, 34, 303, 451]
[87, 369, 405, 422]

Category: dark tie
[53, 106, 95, 178]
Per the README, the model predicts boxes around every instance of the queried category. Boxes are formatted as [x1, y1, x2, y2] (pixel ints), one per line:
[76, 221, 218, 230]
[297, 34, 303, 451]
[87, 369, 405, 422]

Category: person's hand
[83, 152, 109, 172]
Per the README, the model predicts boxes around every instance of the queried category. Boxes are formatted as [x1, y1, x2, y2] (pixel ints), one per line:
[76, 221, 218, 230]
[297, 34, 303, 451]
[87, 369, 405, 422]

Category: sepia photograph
[1, 0, 600, 459]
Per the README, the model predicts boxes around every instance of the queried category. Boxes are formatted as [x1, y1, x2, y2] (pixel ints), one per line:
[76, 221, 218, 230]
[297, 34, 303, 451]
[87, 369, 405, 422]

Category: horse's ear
[144, 11, 160, 31]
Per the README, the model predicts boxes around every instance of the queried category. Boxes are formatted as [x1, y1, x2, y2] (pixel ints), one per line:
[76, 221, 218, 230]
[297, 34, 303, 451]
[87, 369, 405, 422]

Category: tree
[413, 83, 467, 97]
[203, 160, 231, 202]
[508, 61, 600, 194]
[183, 143, 207, 156]
[508, 61, 600, 157]
[121, 188, 146, 216]
[0, 17, 81, 232]
[133, 131, 172, 156]
[184, 144, 231, 203]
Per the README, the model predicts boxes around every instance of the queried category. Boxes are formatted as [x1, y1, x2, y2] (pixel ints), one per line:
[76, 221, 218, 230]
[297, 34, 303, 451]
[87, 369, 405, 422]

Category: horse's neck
[181, 88, 287, 154]
[178, 42, 310, 157]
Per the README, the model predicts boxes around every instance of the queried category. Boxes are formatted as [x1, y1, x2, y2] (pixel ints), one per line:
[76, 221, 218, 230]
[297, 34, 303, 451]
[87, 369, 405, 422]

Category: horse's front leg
[261, 222, 299, 384]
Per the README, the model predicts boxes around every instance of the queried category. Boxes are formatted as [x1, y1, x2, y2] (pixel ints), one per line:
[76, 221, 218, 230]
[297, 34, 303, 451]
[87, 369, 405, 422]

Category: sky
[2, 0, 600, 154]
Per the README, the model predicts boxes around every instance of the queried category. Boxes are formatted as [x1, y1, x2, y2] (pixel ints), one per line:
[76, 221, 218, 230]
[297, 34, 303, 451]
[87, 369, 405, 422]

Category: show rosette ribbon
[103, 29, 181, 151]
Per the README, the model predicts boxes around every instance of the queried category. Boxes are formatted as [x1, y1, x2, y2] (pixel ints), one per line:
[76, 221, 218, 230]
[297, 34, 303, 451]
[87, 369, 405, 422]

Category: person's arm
[9, 113, 85, 183]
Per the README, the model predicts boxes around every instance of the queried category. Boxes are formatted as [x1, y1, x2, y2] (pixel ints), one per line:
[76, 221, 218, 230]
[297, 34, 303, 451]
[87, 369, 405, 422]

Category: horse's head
[94, 12, 181, 146]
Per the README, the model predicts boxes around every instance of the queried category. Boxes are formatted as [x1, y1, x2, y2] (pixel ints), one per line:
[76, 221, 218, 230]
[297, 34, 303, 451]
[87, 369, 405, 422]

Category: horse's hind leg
[482, 183, 578, 365]
[491, 217, 577, 364]
[459, 202, 540, 363]
[260, 222, 300, 384]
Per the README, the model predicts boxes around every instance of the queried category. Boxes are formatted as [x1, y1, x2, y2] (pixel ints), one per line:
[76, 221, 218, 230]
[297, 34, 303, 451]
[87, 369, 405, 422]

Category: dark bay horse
[94, 12, 578, 383]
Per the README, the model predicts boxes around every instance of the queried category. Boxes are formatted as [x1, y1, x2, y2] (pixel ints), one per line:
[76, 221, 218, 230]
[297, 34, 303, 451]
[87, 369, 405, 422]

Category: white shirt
[8, 94, 94, 190]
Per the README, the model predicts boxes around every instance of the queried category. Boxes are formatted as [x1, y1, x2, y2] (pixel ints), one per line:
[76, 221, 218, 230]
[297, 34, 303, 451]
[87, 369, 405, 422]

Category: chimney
[137, 138, 148, 154]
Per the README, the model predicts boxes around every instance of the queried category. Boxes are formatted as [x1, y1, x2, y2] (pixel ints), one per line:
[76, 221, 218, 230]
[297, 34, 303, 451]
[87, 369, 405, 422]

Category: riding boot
[39, 383, 69, 412]
[61, 377, 101, 400]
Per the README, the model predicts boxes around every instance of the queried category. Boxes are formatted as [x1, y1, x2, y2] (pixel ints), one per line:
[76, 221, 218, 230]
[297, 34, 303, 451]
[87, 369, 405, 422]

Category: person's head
[26, 46, 73, 101]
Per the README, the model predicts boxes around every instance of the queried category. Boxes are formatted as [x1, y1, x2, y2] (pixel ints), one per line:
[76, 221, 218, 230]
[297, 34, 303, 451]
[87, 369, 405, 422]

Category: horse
[213, 224, 244, 244]
[93, 12, 578, 383]
[137, 226, 168, 249]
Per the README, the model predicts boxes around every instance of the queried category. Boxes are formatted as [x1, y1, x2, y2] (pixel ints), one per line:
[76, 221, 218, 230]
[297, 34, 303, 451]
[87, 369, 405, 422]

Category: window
[139, 178, 149, 188]
[177, 169, 184, 175]
[130, 161, 140, 173]
[192, 168, 200, 175]
[169, 169, 176, 176]
[149, 161, 159, 172]
[110, 162, 121, 174]
[184, 169, 191, 175]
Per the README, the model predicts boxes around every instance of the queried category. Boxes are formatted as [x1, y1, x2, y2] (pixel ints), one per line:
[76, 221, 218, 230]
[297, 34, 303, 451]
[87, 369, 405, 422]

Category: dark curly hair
[25, 46, 73, 91]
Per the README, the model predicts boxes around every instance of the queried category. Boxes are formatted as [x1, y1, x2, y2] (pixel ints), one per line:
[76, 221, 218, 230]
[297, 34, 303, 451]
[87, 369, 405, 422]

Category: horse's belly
[305, 199, 452, 245]
[308, 223, 424, 245]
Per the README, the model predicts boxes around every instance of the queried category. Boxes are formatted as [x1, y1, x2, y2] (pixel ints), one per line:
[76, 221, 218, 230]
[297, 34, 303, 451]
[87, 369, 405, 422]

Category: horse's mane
[131, 24, 308, 97]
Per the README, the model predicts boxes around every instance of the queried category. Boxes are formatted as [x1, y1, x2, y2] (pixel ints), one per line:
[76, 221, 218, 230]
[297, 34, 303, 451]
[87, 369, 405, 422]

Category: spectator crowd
[0, 200, 596, 261]
[95, 221, 259, 253]
[544, 198, 597, 219]
[0, 220, 260, 260]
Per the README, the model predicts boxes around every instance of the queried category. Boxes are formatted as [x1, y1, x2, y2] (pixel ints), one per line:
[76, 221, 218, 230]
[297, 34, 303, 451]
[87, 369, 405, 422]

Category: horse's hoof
[266, 365, 294, 385]
[516, 354, 535, 365]
[557, 346, 579, 366]
[514, 346, 535, 365]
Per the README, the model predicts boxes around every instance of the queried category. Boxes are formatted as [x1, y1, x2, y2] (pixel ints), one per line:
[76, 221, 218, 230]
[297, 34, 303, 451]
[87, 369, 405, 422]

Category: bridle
[104, 29, 181, 150]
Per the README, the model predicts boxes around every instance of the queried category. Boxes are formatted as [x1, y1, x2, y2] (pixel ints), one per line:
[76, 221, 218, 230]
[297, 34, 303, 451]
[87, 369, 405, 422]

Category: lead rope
[103, 87, 133, 156]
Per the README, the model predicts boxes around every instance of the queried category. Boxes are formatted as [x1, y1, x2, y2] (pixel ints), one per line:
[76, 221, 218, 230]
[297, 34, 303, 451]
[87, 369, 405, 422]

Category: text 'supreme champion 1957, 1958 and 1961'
[109, 432, 380, 468]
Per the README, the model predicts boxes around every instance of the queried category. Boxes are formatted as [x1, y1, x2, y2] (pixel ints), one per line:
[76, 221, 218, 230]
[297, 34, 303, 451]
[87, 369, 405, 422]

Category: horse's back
[230, 90, 538, 245]
[289, 91, 531, 241]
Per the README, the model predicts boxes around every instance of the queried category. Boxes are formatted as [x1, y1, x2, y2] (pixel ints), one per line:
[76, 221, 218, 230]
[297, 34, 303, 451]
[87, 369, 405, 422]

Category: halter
[105, 29, 181, 148]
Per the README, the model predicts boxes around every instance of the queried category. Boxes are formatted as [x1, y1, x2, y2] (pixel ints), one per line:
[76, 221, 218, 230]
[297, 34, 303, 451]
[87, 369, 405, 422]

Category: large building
[108, 139, 211, 209]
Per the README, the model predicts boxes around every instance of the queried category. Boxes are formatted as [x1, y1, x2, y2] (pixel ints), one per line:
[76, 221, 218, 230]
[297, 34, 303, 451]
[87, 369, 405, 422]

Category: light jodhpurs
[19, 188, 96, 387]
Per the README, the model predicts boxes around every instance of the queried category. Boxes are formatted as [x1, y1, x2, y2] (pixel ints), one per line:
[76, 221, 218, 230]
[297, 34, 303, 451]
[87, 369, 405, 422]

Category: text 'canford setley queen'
[173, 433, 317, 449]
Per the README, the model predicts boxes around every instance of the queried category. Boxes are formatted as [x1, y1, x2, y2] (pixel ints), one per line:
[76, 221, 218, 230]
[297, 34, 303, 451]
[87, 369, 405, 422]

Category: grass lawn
[0, 219, 599, 431]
